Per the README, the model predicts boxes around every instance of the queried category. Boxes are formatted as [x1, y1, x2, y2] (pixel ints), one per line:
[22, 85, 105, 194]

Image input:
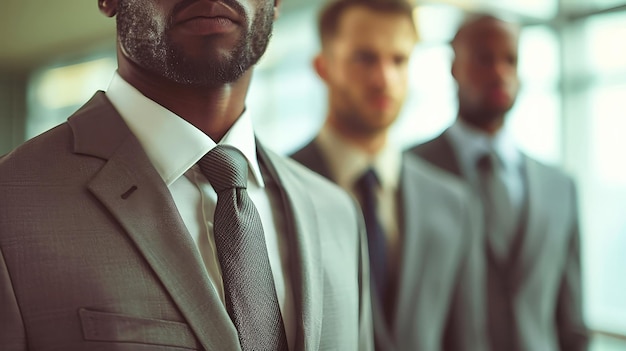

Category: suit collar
[315, 127, 402, 192]
[414, 130, 464, 178]
[106, 74, 265, 188]
[290, 140, 333, 180]
[448, 119, 522, 174]
[69, 93, 242, 351]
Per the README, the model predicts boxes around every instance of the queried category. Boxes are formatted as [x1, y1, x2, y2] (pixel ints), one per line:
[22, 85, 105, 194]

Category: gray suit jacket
[411, 130, 589, 351]
[291, 141, 488, 351]
[0, 92, 373, 351]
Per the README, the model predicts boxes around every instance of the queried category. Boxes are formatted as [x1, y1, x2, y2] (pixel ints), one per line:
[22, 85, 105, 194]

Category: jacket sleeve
[0, 246, 27, 350]
[443, 193, 489, 351]
[556, 181, 590, 351]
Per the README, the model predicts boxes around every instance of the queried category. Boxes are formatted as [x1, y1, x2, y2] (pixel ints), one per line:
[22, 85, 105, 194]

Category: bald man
[410, 14, 589, 351]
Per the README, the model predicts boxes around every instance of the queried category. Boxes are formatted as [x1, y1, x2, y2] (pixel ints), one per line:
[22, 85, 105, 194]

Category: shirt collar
[447, 118, 521, 171]
[105, 72, 264, 187]
[316, 125, 402, 192]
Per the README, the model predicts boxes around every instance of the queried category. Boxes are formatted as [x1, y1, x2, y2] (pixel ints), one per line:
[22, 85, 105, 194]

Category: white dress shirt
[106, 73, 294, 350]
[446, 118, 525, 224]
[316, 126, 402, 275]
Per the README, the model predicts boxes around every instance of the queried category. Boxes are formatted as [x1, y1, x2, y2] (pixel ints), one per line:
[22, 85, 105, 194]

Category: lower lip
[371, 97, 392, 110]
[178, 17, 237, 35]
[489, 90, 511, 105]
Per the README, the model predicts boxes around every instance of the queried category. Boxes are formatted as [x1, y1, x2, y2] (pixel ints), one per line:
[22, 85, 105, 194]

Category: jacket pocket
[79, 308, 200, 350]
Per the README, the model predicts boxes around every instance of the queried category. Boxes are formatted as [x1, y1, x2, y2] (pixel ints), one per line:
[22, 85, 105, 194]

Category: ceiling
[0, 0, 115, 70]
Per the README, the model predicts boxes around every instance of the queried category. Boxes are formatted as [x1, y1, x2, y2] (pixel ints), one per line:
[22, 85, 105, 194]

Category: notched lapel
[71, 93, 241, 351]
[511, 158, 548, 286]
[258, 146, 323, 351]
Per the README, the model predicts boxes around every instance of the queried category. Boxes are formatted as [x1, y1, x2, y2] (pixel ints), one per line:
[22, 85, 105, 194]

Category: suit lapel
[412, 131, 463, 177]
[257, 145, 323, 351]
[290, 140, 334, 180]
[510, 157, 547, 286]
[295, 140, 404, 349]
[69, 93, 241, 351]
[392, 157, 430, 335]
[357, 154, 432, 350]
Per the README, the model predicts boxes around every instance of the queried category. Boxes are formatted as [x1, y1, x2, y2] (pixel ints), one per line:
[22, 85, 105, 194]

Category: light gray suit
[411, 130, 589, 351]
[291, 140, 488, 351]
[0, 93, 373, 351]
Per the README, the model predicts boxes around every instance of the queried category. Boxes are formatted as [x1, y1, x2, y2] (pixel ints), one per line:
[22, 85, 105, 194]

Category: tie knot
[355, 168, 380, 192]
[477, 151, 502, 173]
[198, 145, 248, 192]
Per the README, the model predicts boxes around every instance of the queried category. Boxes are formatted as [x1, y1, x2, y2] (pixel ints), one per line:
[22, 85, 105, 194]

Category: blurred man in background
[0, 0, 373, 349]
[411, 14, 589, 351]
[292, 0, 487, 350]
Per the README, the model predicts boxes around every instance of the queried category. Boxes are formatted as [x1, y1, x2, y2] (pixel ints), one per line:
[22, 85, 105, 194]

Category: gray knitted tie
[198, 145, 288, 351]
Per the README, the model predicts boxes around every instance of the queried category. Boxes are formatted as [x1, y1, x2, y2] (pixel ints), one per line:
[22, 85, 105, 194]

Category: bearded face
[116, 0, 274, 88]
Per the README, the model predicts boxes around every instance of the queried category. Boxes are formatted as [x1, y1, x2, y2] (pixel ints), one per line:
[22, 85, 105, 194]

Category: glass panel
[582, 11, 626, 77]
[489, 0, 558, 19]
[510, 25, 562, 164]
[563, 10, 626, 339]
[590, 84, 626, 186]
[392, 44, 456, 147]
[507, 88, 562, 164]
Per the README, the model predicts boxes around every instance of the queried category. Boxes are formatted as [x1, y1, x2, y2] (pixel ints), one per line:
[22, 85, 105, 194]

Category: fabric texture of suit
[0, 92, 373, 351]
[291, 140, 488, 351]
[411, 130, 589, 351]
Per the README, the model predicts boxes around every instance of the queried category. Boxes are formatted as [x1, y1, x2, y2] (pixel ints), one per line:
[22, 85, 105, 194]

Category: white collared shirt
[316, 126, 402, 274]
[446, 118, 525, 216]
[105, 73, 294, 350]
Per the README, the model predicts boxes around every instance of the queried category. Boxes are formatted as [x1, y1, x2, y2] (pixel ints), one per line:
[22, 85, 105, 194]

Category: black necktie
[477, 151, 516, 259]
[355, 168, 388, 303]
[198, 145, 288, 351]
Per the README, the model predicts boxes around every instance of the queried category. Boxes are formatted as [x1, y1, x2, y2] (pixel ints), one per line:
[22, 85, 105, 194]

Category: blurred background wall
[1, 0, 625, 349]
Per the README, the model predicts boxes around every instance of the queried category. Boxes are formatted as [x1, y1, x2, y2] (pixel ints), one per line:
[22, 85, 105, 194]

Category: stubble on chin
[116, 0, 275, 88]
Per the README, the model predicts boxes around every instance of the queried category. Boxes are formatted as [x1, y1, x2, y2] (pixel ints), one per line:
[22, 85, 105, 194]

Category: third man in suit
[292, 0, 487, 350]
[410, 14, 589, 351]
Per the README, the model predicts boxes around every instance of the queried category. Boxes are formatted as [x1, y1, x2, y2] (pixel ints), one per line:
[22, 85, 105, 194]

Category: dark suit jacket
[0, 92, 373, 351]
[411, 130, 589, 351]
[291, 140, 488, 351]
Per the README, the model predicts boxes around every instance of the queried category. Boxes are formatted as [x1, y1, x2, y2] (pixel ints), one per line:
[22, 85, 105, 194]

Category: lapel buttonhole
[121, 186, 138, 200]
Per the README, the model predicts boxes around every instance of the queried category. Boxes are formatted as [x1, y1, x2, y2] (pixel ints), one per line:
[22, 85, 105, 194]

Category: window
[27, 53, 116, 139]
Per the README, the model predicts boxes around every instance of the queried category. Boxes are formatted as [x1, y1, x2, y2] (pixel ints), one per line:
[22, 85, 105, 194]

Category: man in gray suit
[0, 0, 373, 350]
[410, 14, 589, 351]
[291, 0, 486, 350]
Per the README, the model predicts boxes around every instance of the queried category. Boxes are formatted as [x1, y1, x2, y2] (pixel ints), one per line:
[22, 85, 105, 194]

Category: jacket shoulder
[269, 147, 355, 204]
[403, 152, 471, 201]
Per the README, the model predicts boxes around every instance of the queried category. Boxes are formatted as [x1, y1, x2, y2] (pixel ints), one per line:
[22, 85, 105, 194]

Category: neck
[459, 112, 505, 136]
[326, 117, 388, 156]
[117, 53, 251, 142]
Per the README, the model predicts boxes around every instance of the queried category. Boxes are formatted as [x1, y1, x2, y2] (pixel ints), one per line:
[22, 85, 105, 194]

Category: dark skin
[452, 17, 520, 135]
[98, 0, 280, 142]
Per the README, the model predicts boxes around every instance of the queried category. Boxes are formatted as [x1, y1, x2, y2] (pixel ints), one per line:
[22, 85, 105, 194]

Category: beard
[333, 97, 399, 138]
[116, 0, 274, 88]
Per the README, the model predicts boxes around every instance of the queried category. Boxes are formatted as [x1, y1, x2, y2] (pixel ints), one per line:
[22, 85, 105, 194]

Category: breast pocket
[79, 308, 200, 350]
